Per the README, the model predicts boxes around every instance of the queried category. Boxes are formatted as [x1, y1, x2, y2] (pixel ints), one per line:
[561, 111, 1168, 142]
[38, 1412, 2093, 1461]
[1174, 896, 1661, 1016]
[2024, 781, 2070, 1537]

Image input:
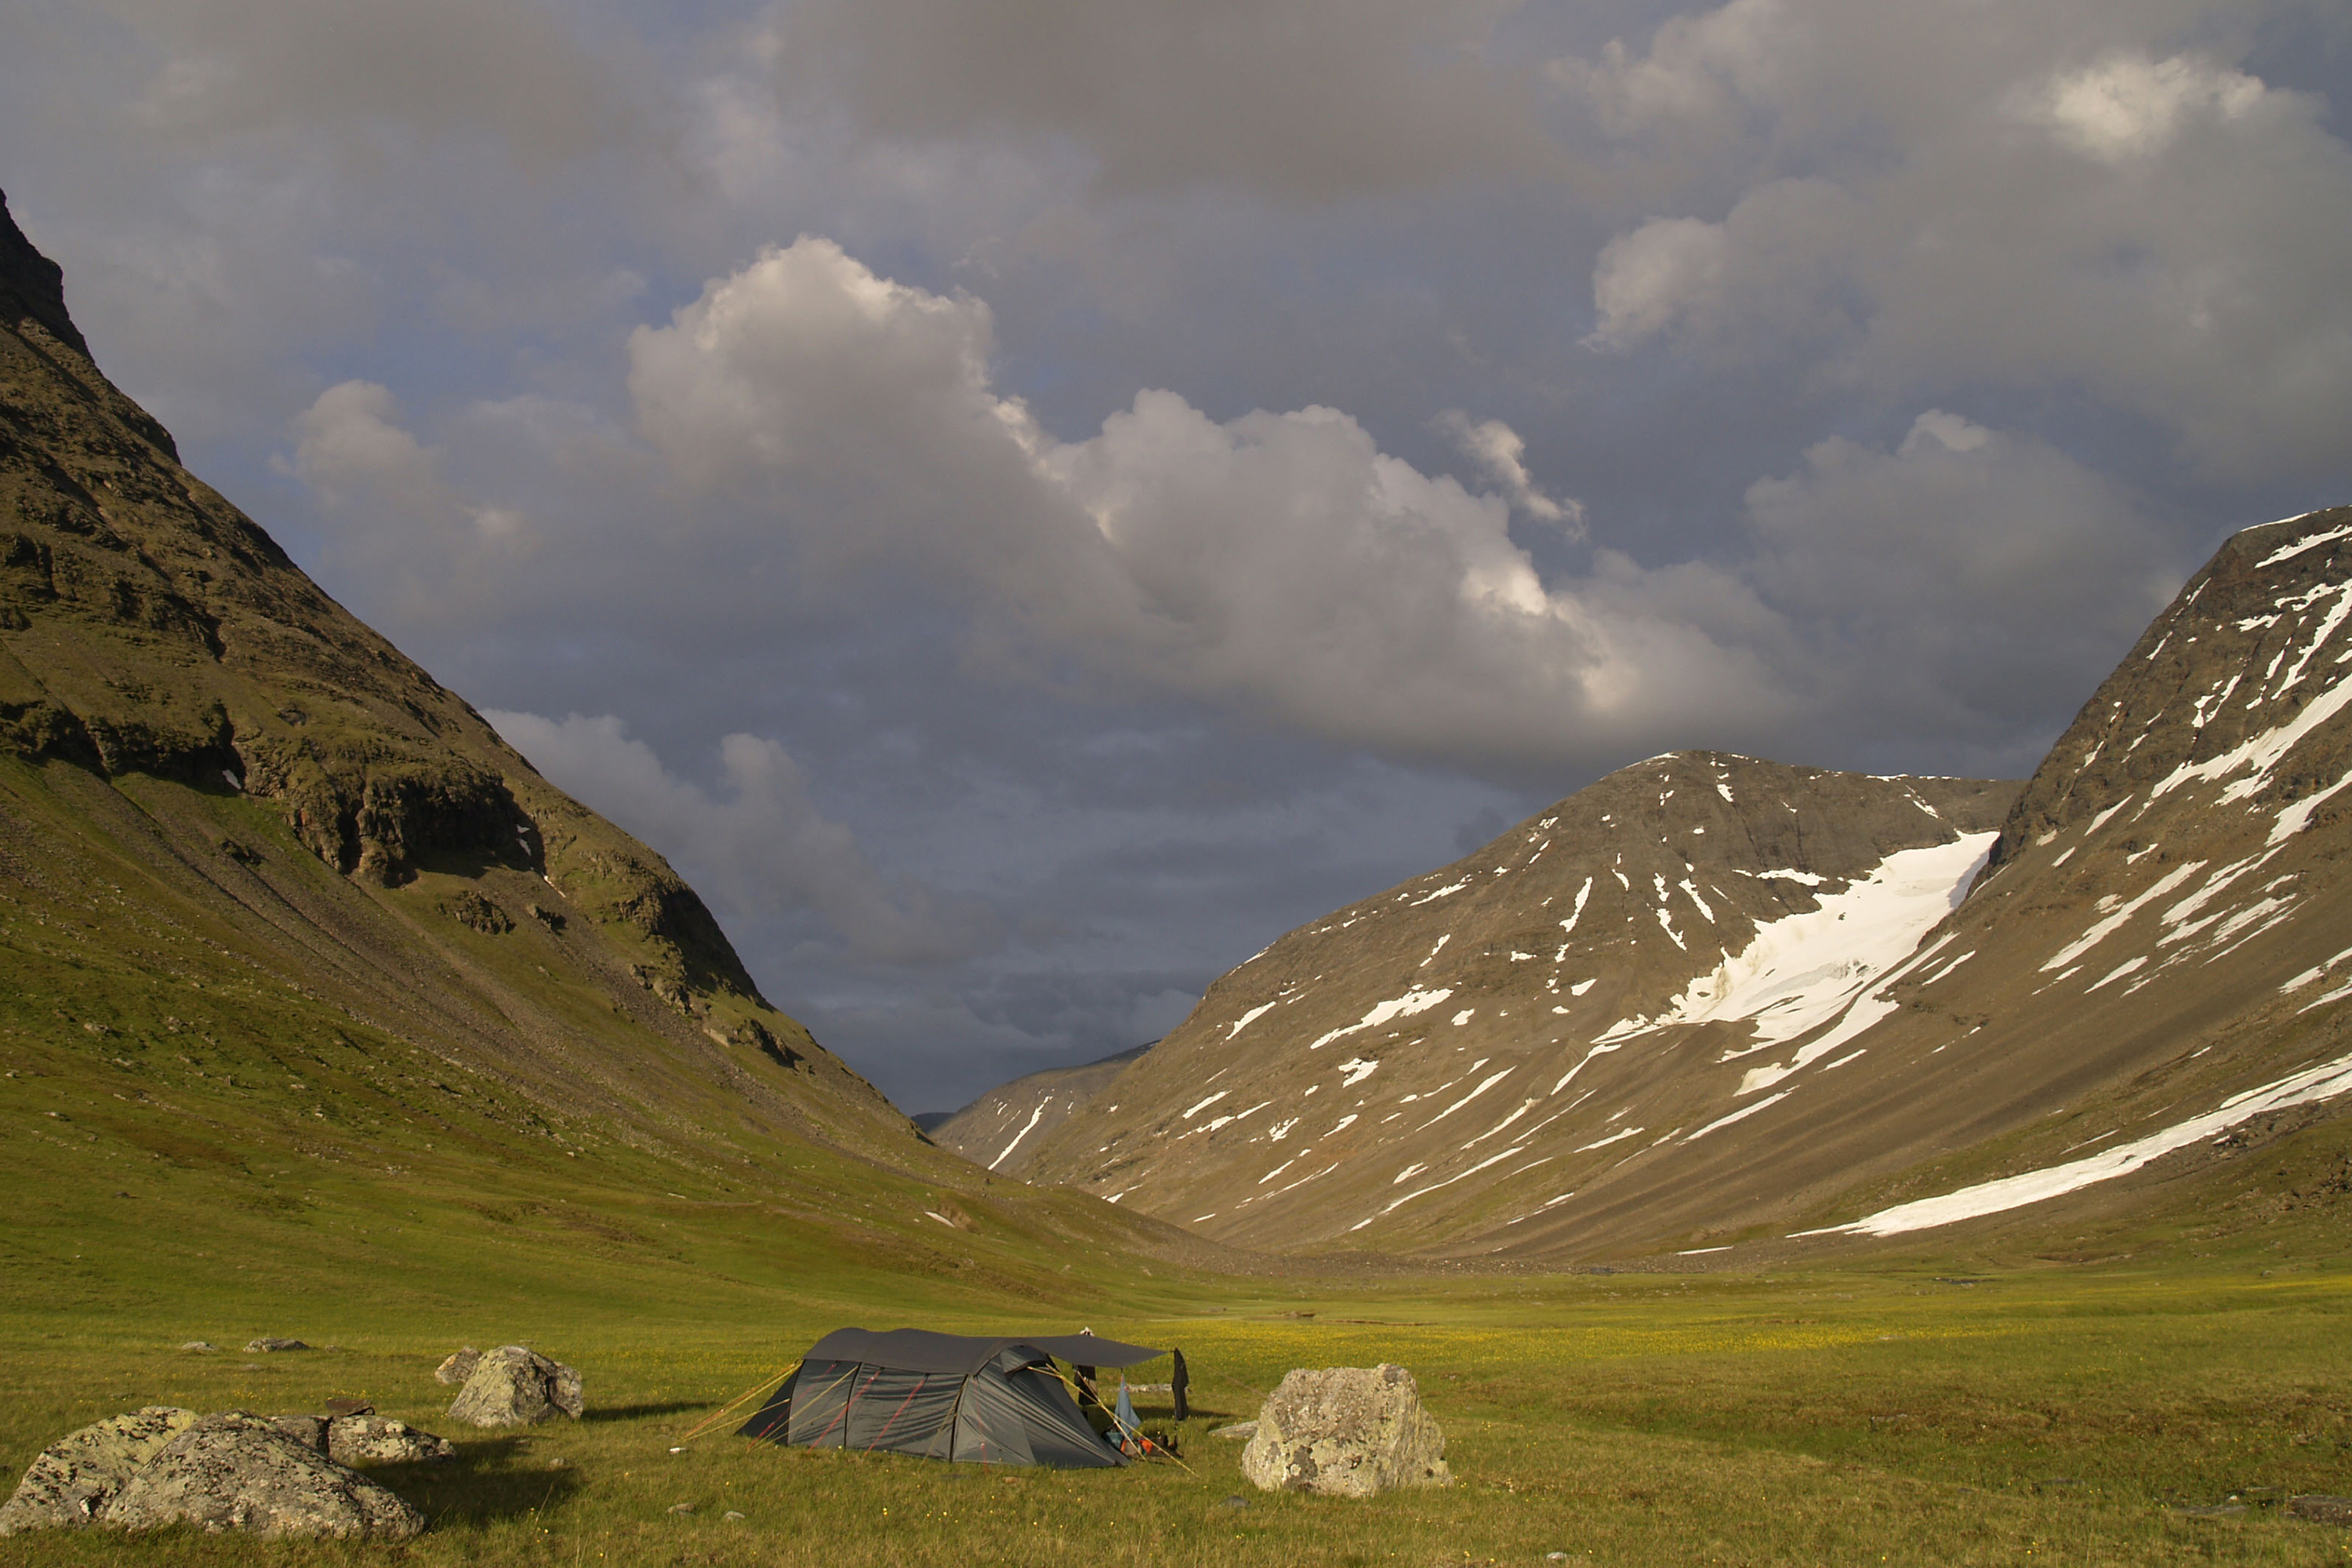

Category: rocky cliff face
[0, 190, 913, 1166]
[1026, 510, 2352, 1260]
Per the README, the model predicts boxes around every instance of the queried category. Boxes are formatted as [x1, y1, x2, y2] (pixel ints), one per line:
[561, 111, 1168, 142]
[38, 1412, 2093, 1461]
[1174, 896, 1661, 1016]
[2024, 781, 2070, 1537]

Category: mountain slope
[1023, 757, 2017, 1247]
[0, 191, 907, 1156]
[0, 191, 1250, 1305]
[1028, 509, 2352, 1261]
[928, 1044, 1151, 1173]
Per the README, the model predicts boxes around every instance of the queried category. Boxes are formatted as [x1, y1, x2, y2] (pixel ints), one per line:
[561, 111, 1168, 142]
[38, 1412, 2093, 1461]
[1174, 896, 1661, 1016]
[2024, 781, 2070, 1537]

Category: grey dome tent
[739, 1328, 1166, 1468]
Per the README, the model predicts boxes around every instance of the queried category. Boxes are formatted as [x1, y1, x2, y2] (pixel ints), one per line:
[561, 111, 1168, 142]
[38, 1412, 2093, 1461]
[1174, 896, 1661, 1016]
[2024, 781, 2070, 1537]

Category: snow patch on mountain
[1595, 834, 1994, 1056]
[1809, 1040, 2352, 1238]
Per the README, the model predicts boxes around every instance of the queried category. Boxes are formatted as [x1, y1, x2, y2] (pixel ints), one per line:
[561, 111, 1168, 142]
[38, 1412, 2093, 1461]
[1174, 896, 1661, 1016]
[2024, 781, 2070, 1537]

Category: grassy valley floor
[2, 1227, 2350, 1566]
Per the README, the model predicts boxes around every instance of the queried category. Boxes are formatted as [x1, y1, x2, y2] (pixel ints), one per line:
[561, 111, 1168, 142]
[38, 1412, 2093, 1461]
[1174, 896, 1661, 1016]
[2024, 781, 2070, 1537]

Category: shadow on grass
[582, 1400, 706, 1423]
[370, 1436, 585, 1528]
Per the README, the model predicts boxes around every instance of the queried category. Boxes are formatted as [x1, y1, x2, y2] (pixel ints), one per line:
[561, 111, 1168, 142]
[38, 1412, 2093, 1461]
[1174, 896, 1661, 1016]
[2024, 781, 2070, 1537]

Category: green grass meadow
[5, 746, 2352, 1564]
[4, 1221, 2350, 1566]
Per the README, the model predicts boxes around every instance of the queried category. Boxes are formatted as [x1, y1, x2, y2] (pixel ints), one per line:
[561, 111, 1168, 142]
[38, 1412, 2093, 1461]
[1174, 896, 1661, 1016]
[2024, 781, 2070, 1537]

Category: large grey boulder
[102, 1413, 425, 1539]
[328, 1416, 455, 1465]
[434, 1347, 481, 1385]
[269, 1414, 328, 1454]
[0, 1406, 196, 1534]
[445, 1345, 583, 1428]
[1239, 1364, 1451, 1498]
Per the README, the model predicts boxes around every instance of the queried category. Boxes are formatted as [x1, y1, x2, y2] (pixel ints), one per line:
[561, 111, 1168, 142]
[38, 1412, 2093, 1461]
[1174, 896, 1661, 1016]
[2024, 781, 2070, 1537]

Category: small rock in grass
[724, 1511, 745, 1521]
[434, 1348, 481, 1386]
[1548, 1555, 1570, 1563]
[668, 1502, 695, 1515]
[2289, 1496, 2352, 1526]
[180, 1342, 218, 1354]
[1218, 1495, 1250, 1510]
[245, 1338, 308, 1353]
[0, 1406, 197, 1534]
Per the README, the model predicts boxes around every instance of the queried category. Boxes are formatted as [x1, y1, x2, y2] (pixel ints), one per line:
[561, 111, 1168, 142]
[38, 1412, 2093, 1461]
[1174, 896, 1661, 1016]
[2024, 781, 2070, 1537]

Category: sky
[5, 0, 2350, 1113]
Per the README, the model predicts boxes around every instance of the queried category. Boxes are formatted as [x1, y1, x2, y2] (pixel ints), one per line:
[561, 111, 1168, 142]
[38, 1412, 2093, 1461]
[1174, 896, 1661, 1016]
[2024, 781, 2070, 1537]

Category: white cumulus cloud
[626, 236, 1791, 770]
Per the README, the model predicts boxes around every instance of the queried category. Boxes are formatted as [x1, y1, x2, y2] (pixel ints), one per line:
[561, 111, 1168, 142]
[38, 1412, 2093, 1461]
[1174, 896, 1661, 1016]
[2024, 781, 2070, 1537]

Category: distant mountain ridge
[927, 1043, 1153, 1173]
[1019, 507, 2352, 1260]
[1022, 756, 2018, 1246]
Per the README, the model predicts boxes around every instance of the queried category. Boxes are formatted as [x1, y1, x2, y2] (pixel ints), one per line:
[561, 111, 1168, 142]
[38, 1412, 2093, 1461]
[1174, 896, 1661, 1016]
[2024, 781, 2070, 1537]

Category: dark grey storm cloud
[4, 0, 2347, 1109]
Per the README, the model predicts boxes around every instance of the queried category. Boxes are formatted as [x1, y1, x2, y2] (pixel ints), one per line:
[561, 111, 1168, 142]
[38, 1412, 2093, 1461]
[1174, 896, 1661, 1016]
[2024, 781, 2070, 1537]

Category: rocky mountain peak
[1990, 505, 2352, 873]
[0, 191, 91, 361]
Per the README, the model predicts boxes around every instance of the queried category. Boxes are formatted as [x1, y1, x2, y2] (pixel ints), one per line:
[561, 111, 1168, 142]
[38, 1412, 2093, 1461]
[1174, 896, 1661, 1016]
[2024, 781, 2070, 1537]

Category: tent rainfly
[739, 1328, 1167, 1468]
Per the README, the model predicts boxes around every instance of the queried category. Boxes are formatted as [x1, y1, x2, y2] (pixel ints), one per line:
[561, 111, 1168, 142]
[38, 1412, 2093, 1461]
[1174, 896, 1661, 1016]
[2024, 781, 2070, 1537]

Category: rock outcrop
[104, 1412, 424, 1539]
[0, 185, 922, 1199]
[434, 1348, 482, 1386]
[327, 1416, 455, 1465]
[1240, 1364, 1450, 1497]
[2, 1409, 423, 1540]
[446, 1345, 583, 1427]
[0, 1406, 195, 1534]
[265, 1414, 452, 1465]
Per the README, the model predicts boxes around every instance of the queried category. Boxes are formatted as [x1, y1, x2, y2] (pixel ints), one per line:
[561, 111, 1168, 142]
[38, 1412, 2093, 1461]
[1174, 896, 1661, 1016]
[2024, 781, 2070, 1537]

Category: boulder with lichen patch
[103, 1412, 423, 1539]
[1239, 1364, 1451, 1499]
[0, 1406, 196, 1534]
[434, 1347, 481, 1386]
[446, 1345, 583, 1427]
[327, 1416, 454, 1465]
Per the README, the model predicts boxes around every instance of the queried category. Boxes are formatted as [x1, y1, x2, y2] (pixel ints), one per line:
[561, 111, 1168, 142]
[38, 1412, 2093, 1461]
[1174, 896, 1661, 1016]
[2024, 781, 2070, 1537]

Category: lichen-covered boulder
[1239, 1364, 1451, 1498]
[103, 1412, 423, 1539]
[269, 1414, 328, 1453]
[327, 1416, 455, 1465]
[445, 1345, 583, 1427]
[0, 1406, 196, 1534]
[433, 1348, 481, 1386]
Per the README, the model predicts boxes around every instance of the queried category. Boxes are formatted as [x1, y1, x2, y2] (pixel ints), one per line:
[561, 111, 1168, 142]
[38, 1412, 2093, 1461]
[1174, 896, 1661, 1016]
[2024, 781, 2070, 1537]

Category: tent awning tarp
[798, 1328, 1164, 1377]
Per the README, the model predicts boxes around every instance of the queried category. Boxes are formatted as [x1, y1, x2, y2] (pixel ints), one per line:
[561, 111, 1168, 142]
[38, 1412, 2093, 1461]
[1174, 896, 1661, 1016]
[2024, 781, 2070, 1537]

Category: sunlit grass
[4, 1256, 2350, 1565]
